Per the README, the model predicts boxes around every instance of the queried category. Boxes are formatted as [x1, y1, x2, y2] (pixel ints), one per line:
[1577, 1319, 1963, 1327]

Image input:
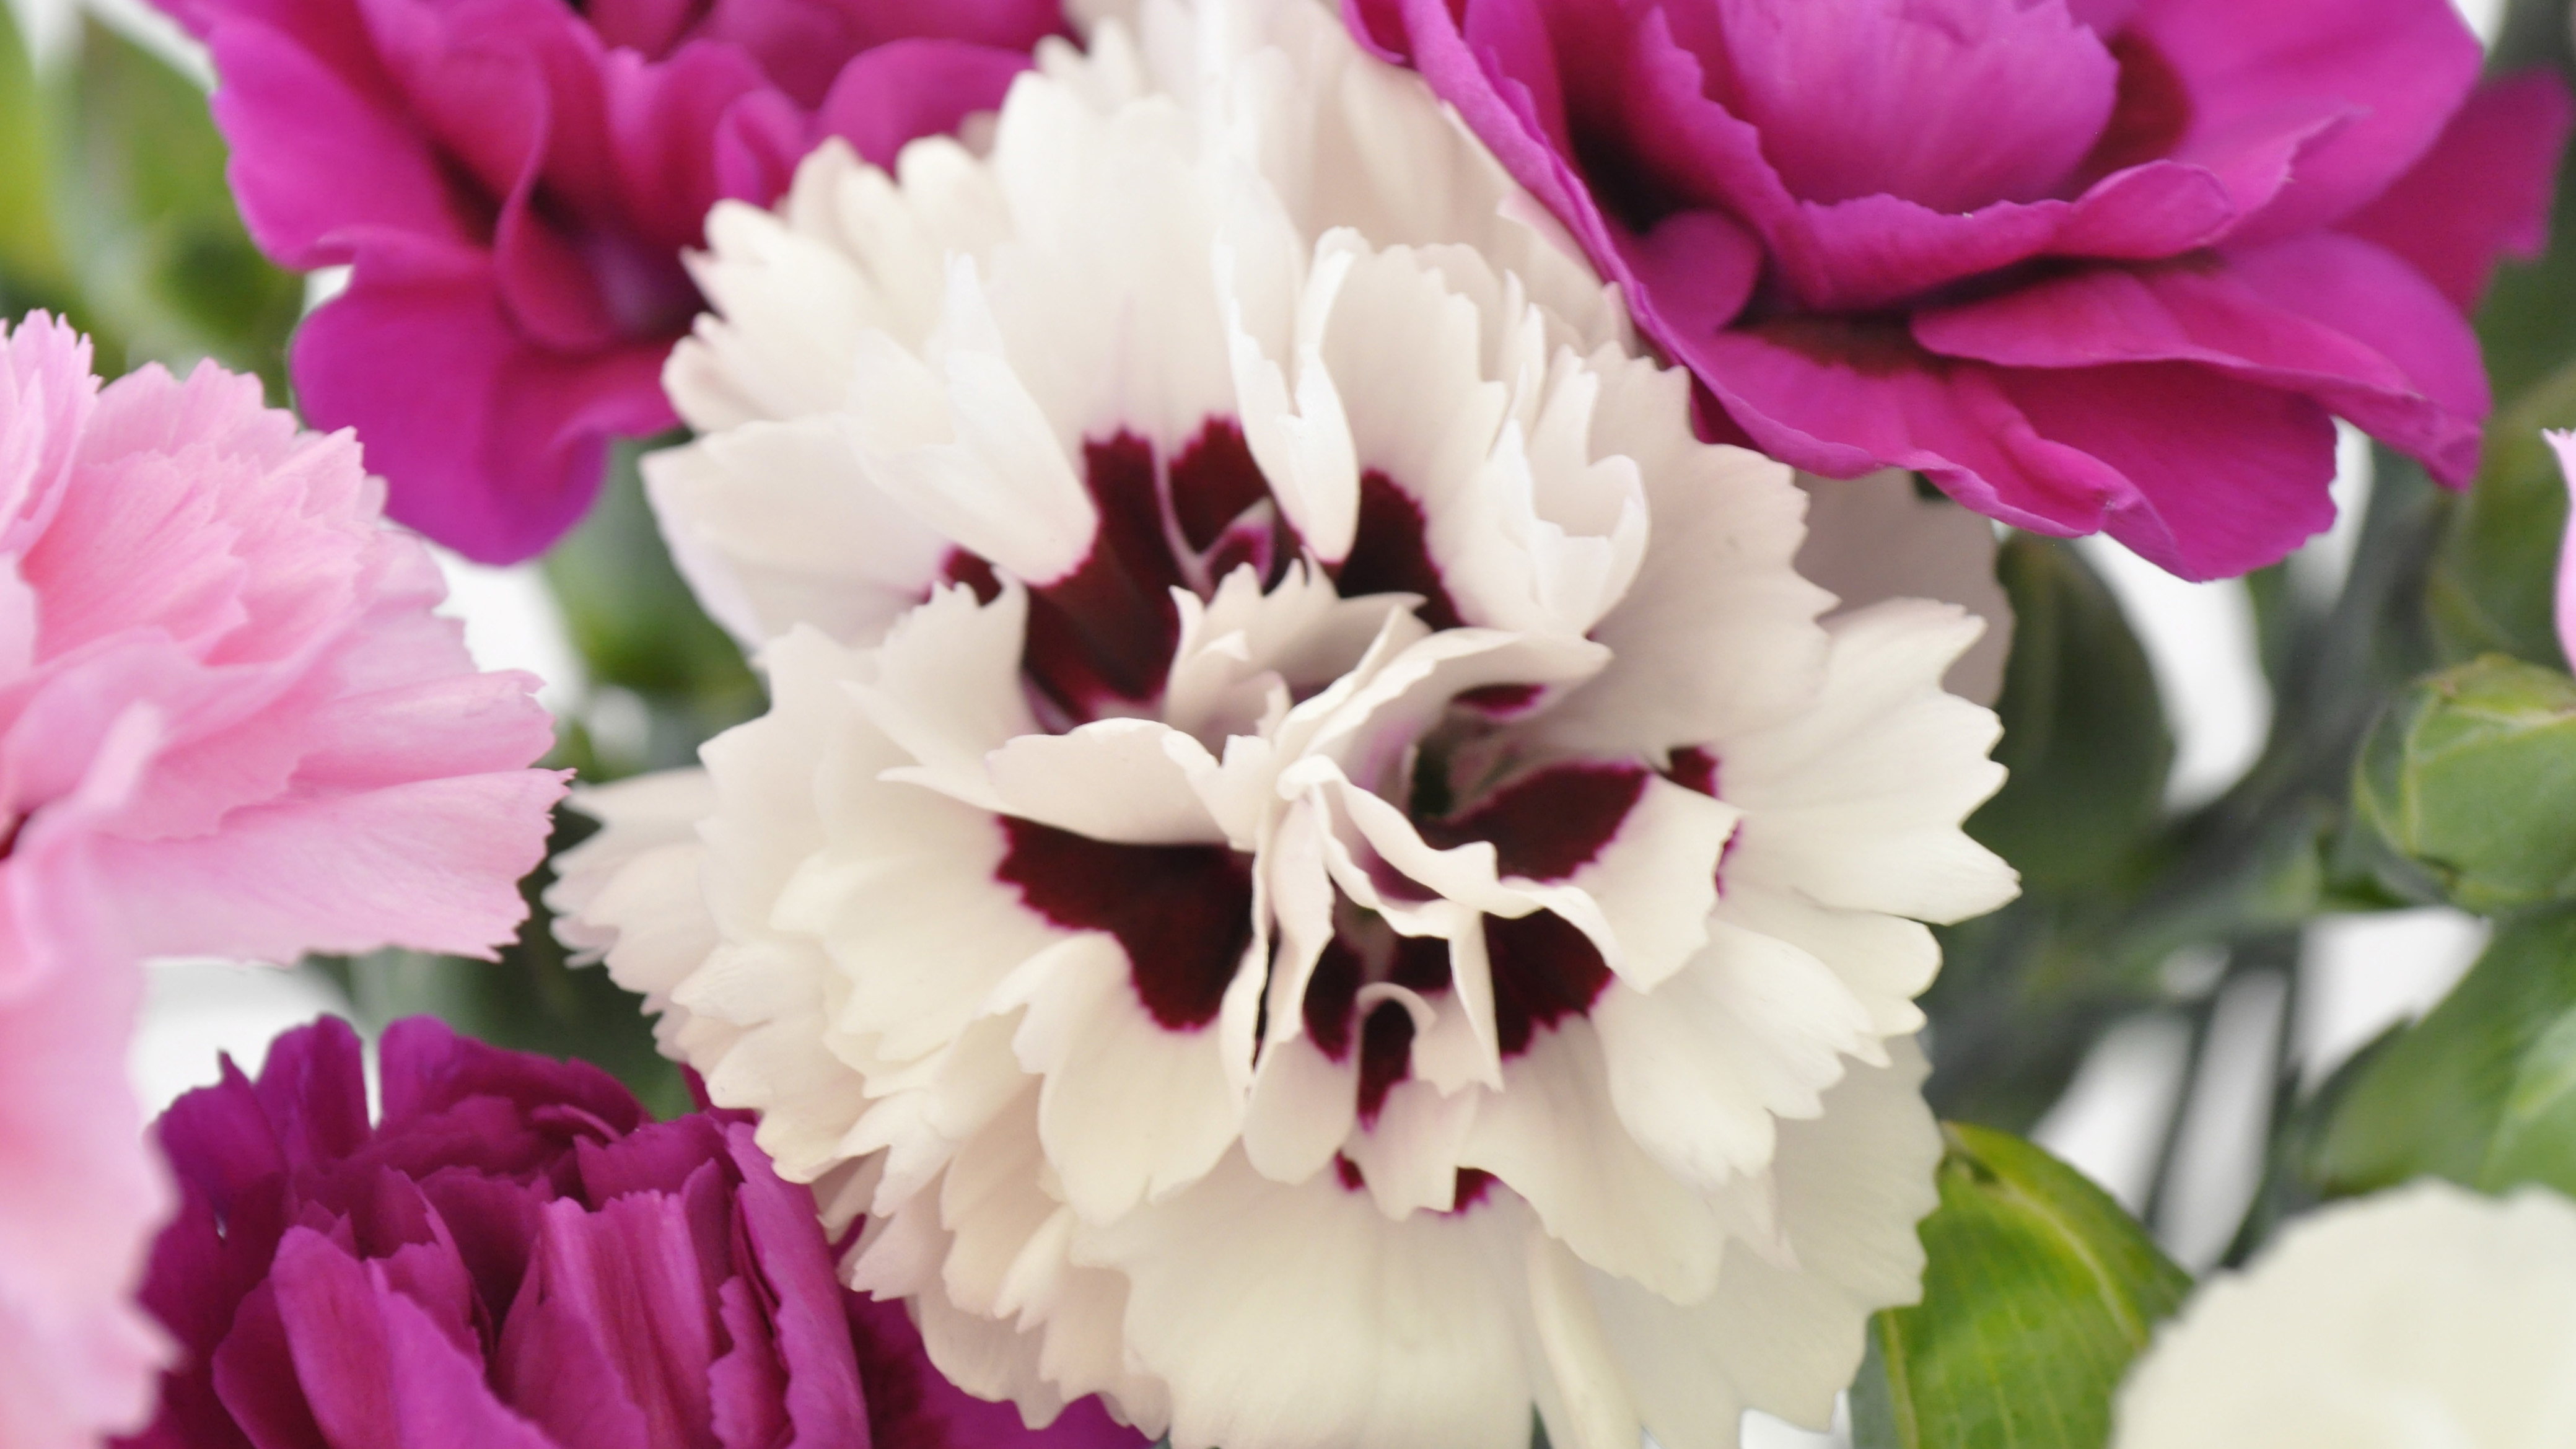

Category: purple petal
[1912, 238, 2484, 485]
[264, 1228, 400, 1447]
[2121, 0, 2482, 242]
[2002, 361, 2338, 578]
[288, 242, 677, 566]
[1612, 209, 1762, 350]
[2343, 69, 2576, 311]
[707, 1278, 789, 1449]
[368, 1234, 481, 1358]
[1672, 318, 2130, 534]
[495, 1193, 722, 1449]
[574, 1114, 731, 1203]
[683, 0, 1063, 109]
[379, 1017, 644, 1144]
[203, 19, 471, 268]
[2223, 232, 2489, 483]
[414, 1169, 549, 1327]
[154, 1058, 290, 1223]
[810, 37, 1033, 170]
[1686, 0, 2118, 212]
[722, 1124, 869, 1448]
[373, 1285, 561, 1449]
[250, 1018, 372, 1173]
[209, 1278, 330, 1449]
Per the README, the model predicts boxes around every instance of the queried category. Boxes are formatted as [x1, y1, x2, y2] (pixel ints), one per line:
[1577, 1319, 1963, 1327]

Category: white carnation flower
[555, 3, 2018, 1447]
[2113, 1180, 2576, 1449]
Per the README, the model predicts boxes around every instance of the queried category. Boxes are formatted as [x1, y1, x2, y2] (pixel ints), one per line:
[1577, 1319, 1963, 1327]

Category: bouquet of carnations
[7, 0, 2576, 1443]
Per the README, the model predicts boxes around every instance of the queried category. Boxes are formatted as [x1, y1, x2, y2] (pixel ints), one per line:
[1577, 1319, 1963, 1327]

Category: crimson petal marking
[996, 819, 1254, 1032]
[1170, 419, 1273, 554]
[1354, 1001, 1416, 1126]
[1663, 746, 1719, 798]
[1419, 761, 1650, 883]
[1330, 470, 1463, 629]
[1484, 909, 1614, 1059]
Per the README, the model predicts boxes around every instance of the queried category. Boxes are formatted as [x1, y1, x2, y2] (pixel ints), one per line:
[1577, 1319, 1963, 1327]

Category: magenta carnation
[0, 315, 564, 1448]
[121, 1016, 1152, 1449]
[1345, 0, 2574, 579]
[153, 0, 1068, 563]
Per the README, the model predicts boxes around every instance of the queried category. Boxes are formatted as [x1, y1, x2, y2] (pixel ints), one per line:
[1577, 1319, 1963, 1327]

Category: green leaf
[2310, 904, 2576, 1199]
[50, 19, 301, 395]
[1853, 1123, 2192, 1449]
[2352, 655, 2576, 912]
[2485, 1010, 2576, 1193]
[2424, 360, 2576, 669]
[1965, 535, 2172, 895]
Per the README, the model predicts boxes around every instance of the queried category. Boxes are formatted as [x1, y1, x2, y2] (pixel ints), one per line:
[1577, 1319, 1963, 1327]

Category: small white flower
[556, 4, 2017, 1447]
[2114, 1180, 2576, 1449]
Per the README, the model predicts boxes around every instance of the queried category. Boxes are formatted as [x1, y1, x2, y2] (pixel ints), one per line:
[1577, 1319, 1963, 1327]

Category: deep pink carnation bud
[153, 0, 1069, 564]
[120, 1016, 1152, 1449]
[1345, 0, 2575, 580]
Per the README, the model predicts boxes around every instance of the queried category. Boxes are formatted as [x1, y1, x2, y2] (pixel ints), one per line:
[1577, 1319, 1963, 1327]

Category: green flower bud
[2356, 655, 2576, 912]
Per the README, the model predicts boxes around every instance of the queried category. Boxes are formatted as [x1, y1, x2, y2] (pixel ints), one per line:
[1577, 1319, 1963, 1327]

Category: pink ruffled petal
[87, 769, 567, 965]
[0, 315, 97, 554]
[0, 942, 170, 1449]
[2344, 68, 2576, 312]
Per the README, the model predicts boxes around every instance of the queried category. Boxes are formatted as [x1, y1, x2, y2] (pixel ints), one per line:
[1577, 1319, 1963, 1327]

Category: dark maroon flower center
[972, 418, 1699, 1146]
[983, 418, 1478, 1041]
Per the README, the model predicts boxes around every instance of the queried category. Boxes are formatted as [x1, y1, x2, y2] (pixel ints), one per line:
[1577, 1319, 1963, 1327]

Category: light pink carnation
[0, 314, 567, 1448]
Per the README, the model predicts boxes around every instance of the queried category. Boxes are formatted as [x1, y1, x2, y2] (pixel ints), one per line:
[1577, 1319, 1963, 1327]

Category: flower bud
[2355, 655, 2576, 911]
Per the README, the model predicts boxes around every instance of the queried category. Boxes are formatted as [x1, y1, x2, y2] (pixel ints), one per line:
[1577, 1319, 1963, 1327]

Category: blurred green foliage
[2425, 366, 2576, 667]
[0, 13, 300, 398]
[1854, 1124, 2191, 1449]
[2302, 906, 2576, 1202]
[1922, 538, 2173, 1130]
[543, 437, 766, 776]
